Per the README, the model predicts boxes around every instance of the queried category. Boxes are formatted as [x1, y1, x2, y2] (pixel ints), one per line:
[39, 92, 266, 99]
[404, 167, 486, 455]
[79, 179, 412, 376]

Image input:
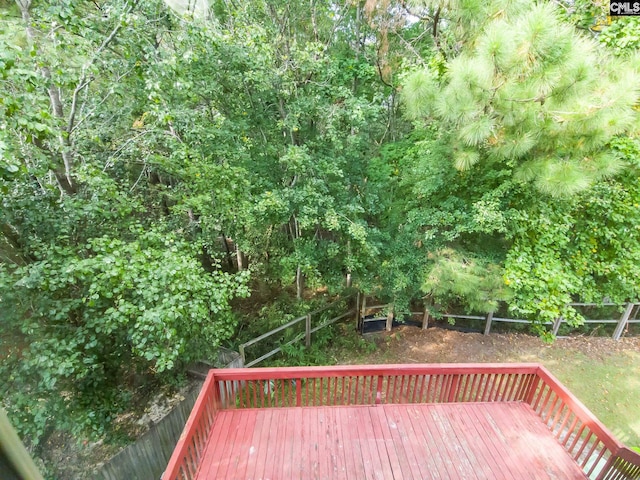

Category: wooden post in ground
[305, 313, 312, 347]
[360, 296, 367, 334]
[422, 305, 430, 330]
[613, 303, 634, 341]
[552, 317, 563, 336]
[484, 311, 494, 335]
[386, 304, 394, 332]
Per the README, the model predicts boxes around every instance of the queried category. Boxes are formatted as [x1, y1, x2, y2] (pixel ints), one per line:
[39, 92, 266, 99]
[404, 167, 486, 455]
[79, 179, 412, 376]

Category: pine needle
[454, 149, 480, 171]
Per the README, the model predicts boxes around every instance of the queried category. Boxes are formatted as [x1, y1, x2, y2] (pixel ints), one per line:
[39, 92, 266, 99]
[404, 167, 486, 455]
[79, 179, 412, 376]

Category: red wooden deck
[164, 364, 640, 480]
[196, 402, 586, 479]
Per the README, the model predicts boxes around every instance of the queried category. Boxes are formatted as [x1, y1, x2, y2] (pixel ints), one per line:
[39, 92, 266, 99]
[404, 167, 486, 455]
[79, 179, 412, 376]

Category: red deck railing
[163, 364, 640, 480]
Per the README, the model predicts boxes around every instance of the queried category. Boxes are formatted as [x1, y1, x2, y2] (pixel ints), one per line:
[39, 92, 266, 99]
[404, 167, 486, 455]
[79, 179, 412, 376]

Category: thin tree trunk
[296, 264, 304, 300]
[292, 214, 304, 299]
[16, 0, 135, 195]
[0, 222, 32, 264]
[17, 0, 75, 194]
[236, 245, 246, 271]
[220, 233, 235, 270]
[352, 3, 362, 95]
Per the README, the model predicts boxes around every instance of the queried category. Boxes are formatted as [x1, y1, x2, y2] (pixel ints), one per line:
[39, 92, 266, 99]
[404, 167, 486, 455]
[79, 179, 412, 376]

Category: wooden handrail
[524, 365, 640, 478]
[163, 371, 218, 480]
[532, 365, 622, 454]
[210, 363, 541, 381]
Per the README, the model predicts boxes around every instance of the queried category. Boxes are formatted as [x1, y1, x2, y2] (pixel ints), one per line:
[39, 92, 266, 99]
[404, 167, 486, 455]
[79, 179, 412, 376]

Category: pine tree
[403, 1, 640, 197]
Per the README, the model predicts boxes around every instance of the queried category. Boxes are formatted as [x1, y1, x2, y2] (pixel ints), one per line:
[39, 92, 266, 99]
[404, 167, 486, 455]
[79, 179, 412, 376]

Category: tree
[0, 0, 392, 447]
[391, 0, 640, 325]
[0, 0, 250, 445]
[404, 2, 638, 196]
[142, 0, 392, 298]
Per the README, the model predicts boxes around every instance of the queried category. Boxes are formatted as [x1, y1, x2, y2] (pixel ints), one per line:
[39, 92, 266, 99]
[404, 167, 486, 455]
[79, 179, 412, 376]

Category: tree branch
[67, 0, 140, 134]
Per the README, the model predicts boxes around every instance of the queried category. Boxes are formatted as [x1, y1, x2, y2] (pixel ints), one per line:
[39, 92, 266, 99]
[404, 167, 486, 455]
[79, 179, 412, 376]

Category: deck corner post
[484, 311, 494, 335]
[524, 375, 541, 406]
[594, 454, 617, 480]
[0, 408, 45, 480]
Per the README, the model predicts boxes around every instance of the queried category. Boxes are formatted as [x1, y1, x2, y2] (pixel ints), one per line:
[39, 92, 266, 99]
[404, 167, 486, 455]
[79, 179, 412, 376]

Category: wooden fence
[93, 348, 241, 480]
[163, 364, 640, 480]
[94, 386, 201, 480]
[238, 293, 357, 367]
[358, 296, 640, 340]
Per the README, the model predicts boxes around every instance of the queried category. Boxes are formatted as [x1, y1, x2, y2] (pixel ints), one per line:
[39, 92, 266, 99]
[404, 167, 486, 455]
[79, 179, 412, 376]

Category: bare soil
[354, 326, 640, 365]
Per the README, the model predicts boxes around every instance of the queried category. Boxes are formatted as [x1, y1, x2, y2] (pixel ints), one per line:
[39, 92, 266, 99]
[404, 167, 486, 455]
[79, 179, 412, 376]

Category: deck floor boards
[196, 402, 587, 479]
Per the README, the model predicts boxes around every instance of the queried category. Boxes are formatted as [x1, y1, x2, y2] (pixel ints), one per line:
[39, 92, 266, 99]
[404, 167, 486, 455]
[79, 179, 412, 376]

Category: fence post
[360, 296, 367, 334]
[422, 305, 430, 330]
[239, 344, 246, 365]
[484, 311, 494, 335]
[552, 317, 563, 336]
[386, 304, 394, 332]
[305, 313, 312, 347]
[613, 303, 634, 341]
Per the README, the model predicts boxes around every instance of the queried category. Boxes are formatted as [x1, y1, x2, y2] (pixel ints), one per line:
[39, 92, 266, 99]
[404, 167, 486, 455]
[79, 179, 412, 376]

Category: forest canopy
[1, 0, 639, 451]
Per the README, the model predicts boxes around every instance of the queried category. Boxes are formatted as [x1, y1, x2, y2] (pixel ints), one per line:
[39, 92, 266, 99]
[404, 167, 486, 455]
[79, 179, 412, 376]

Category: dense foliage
[1, 0, 639, 460]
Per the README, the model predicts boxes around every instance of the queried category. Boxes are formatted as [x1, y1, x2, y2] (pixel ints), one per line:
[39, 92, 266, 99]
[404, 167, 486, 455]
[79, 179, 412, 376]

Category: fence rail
[359, 296, 640, 340]
[95, 348, 241, 480]
[163, 364, 640, 480]
[238, 294, 356, 367]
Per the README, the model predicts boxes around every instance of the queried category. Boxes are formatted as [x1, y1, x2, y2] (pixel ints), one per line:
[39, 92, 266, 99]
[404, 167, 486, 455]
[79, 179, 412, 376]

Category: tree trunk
[220, 233, 235, 270]
[0, 222, 32, 264]
[17, 0, 76, 194]
[296, 264, 305, 300]
[236, 245, 247, 271]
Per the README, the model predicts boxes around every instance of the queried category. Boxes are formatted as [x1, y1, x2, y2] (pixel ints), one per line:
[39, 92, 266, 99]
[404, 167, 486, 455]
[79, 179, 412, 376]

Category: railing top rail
[208, 363, 542, 381]
[163, 371, 217, 479]
[535, 365, 623, 453]
[614, 447, 640, 464]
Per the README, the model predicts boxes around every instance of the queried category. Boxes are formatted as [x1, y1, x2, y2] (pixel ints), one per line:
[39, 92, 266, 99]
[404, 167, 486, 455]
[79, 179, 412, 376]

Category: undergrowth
[265, 323, 377, 367]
